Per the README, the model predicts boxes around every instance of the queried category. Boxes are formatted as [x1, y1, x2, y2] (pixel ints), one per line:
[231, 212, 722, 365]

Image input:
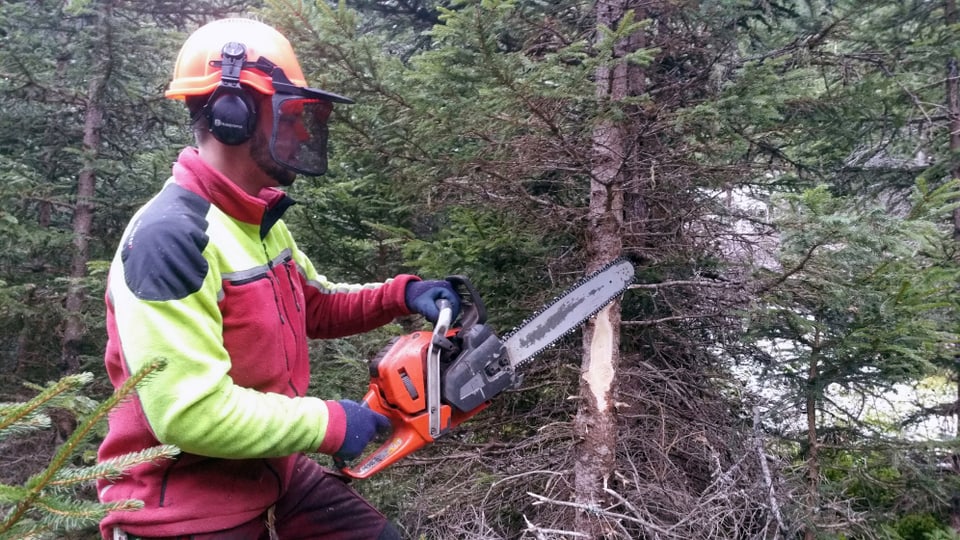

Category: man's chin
[256, 158, 296, 187]
[276, 172, 297, 187]
[251, 135, 297, 187]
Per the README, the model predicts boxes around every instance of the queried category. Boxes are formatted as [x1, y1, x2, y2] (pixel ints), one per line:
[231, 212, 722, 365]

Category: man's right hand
[328, 399, 391, 461]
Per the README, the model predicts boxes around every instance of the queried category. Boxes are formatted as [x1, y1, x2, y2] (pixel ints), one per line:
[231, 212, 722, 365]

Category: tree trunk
[573, 0, 637, 537]
[803, 348, 821, 540]
[947, 0, 960, 532]
[61, 6, 112, 373]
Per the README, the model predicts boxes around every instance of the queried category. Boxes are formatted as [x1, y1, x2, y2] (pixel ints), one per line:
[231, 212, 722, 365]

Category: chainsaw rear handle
[340, 384, 487, 479]
[343, 387, 449, 479]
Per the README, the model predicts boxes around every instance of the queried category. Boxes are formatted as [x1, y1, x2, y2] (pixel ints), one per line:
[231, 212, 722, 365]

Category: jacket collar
[172, 147, 295, 239]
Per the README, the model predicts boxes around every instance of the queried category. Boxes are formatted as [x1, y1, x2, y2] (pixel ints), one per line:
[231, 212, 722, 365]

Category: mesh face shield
[269, 95, 333, 176]
[233, 54, 353, 177]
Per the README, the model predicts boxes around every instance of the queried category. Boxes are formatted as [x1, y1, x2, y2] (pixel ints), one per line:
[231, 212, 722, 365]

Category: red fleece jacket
[97, 148, 416, 537]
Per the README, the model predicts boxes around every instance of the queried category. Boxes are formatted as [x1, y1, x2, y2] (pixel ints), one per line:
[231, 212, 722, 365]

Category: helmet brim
[300, 86, 354, 105]
[166, 78, 354, 105]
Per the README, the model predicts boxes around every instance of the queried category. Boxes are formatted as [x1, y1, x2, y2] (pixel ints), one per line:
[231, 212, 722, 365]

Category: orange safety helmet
[166, 18, 351, 175]
[165, 18, 350, 103]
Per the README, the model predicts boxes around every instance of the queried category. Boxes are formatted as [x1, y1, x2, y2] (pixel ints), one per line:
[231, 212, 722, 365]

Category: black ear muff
[203, 42, 257, 146]
[206, 89, 257, 145]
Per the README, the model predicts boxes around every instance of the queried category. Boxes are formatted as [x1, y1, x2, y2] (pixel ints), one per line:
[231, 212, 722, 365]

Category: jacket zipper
[264, 244, 301, 392]
[280, 259, 304, 396]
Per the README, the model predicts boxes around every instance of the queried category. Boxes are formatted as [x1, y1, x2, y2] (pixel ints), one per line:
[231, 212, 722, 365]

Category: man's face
[247, 94, 332, 186]
[250, 94, 297, 187]
[273, 101, 312, 162]
[251, 124, 297, 187]
[269, 96, 332, 176]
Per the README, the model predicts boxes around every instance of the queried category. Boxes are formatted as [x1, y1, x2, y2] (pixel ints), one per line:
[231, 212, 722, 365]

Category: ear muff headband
[203, 42, 257, 145]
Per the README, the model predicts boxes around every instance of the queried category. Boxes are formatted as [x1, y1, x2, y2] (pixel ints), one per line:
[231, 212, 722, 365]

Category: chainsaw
[339, 258, 635, 479]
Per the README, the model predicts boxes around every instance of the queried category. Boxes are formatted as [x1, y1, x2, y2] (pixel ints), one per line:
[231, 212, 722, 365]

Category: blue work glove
[329, 399, 391, 461]
[404, 279, 461, 324]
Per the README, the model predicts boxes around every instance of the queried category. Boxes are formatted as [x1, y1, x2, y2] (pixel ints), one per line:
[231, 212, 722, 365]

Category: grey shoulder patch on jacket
[121, 184, 211, 301]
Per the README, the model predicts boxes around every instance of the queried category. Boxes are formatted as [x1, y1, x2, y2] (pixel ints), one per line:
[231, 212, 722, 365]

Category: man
[97, 18, 460, 540]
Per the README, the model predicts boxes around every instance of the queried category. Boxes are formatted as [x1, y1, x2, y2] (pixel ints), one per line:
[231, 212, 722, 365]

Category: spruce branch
[0, 373, 93, 434]
[49, 444, 180, 488]
[1, 522, 47, 540]
[0, 485, 28, 506]
[0, 358, 174, 536]
[0, 411, 49, 442]
[29, 496, 120, 532]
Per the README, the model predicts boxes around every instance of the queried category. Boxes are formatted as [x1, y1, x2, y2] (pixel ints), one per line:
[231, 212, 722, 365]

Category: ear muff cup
[205, 88, 257, 146]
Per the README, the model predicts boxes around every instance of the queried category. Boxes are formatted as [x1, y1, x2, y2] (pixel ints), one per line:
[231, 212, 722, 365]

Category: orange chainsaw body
[340, 275, 516, 479]
[342, 330, 488, 479]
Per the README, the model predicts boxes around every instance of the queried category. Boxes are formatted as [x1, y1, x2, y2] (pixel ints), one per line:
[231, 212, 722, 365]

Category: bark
[803, 347, 821, 540]
[947, 0, 960, 531]
[572, 0, 637, 536]
[754, 406, 788, 536]
[10, 287, 37, 374]
[61, 5, 112, 373]
[949, 1, 960, 234]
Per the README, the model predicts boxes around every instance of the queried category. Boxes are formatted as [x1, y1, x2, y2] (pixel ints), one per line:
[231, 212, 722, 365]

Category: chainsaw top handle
[445, 275, 486, 329]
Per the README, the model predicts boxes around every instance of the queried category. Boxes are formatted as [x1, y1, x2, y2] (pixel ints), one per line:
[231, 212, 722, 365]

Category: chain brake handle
[445, 275, 486, 330]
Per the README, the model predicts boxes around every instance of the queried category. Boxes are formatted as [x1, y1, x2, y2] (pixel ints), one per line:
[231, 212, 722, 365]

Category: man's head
[166, 18, 352, 184]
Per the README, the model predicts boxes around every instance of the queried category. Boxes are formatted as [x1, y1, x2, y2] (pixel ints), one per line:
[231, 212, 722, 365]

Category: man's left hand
[405, 279, 461, 323]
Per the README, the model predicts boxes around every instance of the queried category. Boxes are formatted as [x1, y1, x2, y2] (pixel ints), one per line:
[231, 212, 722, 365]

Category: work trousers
[111, 455, 400, 540]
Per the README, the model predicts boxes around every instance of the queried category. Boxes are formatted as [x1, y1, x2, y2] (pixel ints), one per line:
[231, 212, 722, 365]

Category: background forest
[2, 0, 960, 538]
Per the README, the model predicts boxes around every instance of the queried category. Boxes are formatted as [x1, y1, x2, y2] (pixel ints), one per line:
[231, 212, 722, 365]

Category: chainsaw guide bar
[501, 257, 635, 371]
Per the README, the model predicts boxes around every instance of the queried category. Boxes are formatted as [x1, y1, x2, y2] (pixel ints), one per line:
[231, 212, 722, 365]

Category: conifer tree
[265, 0, 783, 537]
[0, 361, 178, 540]
[699, 0, 960, 535]
[0, 0, 249, 379]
